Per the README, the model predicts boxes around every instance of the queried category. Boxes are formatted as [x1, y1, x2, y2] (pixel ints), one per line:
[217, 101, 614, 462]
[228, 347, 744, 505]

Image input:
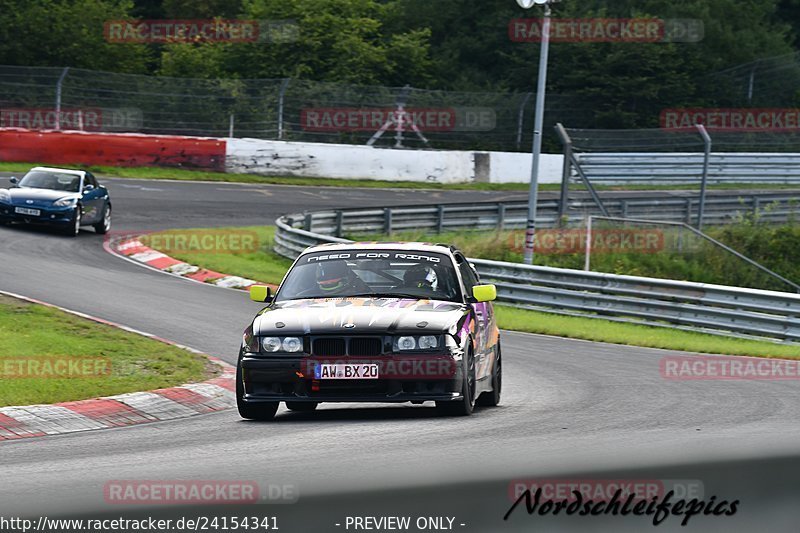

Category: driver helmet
[316, 261, 351, 292]
[404, 264, 438, 291]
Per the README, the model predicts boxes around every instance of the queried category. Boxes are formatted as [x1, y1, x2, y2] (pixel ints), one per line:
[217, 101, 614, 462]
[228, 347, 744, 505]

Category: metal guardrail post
[277, 78, 290, 140]
[335, 210, 344, 238]
[753, 197, 760, 218]
[303, 214, 312, 232]
[497, 204, 506, 231]
[54, 67, 70, 131]
[436, 205, 445, 233]
[555, 123, 572, 224]
[384, 208, 393, 235]
[584, 216, 593, 271]
[696, 124, 712, 229]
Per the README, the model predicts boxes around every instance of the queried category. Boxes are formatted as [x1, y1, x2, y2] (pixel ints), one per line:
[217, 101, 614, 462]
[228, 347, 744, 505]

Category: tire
[94, 204, 111, 234]
[285, 401, 318, 412]
[236, 363, 278, 421]
[436, 348, 475, 416]
[64, 206, 81, 237]
[476, 343, 502, 407]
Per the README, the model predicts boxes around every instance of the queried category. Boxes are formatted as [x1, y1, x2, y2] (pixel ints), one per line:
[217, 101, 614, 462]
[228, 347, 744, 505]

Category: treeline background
[0, 0, 799, 129]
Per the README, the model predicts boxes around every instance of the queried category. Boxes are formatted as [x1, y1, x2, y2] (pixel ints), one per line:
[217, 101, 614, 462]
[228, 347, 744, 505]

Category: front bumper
[240, 353, 464, 403]
[0, 203, 74, 226]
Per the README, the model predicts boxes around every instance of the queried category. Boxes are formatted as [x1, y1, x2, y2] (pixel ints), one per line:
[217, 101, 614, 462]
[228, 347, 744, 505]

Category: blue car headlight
[0, 190, 9, 203]
[53, 197, 78, 207]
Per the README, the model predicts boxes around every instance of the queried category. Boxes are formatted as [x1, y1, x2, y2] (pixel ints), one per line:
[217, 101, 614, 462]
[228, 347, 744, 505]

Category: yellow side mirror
[472, 284, 497, 302]
[249, 285, 273, 302]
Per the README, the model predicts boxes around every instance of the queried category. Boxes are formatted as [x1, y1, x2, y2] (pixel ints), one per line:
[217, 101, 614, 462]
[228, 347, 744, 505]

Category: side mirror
[472, 284, 497, 303]
[9, 177, 17, 185]
[83, 184, 95, 193]
[250, 285, 273, 303]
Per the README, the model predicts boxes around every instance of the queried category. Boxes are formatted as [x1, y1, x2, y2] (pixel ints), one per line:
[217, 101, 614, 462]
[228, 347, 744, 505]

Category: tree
[0, 0, 151, 73]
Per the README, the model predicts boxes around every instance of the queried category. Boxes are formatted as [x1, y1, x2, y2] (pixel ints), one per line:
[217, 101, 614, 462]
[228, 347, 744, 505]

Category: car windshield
[277, 249, 462, 302]
[19, 171, 82, 192]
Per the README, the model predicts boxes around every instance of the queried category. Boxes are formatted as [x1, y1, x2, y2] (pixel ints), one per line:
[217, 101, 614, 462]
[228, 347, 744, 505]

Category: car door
[455, 253, 492, 380]
[80, 172, 104, 224]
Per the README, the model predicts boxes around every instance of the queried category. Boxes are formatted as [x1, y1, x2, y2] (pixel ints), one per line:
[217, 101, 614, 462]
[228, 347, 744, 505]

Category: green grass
[140, 226, 293, 286]
[141, 225, 800, 358]
[3, 161, 799, 191]
[0, 294, 213, 407]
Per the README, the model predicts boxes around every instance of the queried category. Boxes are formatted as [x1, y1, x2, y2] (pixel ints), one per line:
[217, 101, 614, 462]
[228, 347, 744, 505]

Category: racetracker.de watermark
[508, 229, 664, 255]
[0, 356, 112, 379]
[509, 18, 703, 43]
[104, 19, 298, 44]
[111, 229, 261, 255]
[661, 108, 800, 132]
[104, 481, 299, 505]
[661, 355, 800, 380]
[0, 107, 143, 132]
[300, 107, 496, 132]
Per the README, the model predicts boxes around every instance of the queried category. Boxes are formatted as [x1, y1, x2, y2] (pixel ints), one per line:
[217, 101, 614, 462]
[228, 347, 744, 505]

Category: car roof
[302, 241, 458, 256]
[29, 166, 86, 177]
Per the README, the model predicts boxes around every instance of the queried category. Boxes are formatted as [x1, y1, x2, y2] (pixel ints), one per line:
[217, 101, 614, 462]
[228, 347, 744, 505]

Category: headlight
[395, 336, 417, 351]
[282, 337, 303, 353]
[262, 337, 282, 352]
[53, 197, 78, 207]
[419, 335, 438, 349]
[260, 336, 303, 354]
[0, 190, 9, 203]
[394, 335, 441, 351]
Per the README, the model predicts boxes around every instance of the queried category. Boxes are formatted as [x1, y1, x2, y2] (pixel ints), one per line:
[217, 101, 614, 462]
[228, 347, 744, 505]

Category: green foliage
[1, 0, 799, 129]
[0, 0, 151, 73]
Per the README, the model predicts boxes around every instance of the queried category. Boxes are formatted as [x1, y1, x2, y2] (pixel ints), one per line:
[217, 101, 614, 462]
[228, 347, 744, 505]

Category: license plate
[14, 207, 40, 216]
[315, 364, 379, 380]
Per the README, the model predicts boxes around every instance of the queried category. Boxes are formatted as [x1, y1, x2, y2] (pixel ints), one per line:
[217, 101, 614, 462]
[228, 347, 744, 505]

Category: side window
[84, 173, 98, 188]
[456, 254, 478, 294]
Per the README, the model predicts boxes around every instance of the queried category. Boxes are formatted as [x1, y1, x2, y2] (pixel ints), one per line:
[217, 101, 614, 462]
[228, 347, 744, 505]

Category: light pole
[516, 0, 556, 265]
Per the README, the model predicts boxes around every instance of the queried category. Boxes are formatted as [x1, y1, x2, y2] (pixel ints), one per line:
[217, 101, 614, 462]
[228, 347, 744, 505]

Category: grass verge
[0, 294, 214, 407]
[3, 161, 800, 191]
[140, 225, 800, 358]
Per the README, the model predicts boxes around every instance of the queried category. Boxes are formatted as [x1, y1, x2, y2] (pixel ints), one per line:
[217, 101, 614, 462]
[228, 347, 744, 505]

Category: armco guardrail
[279, 192, 800, 242]
[274, 194, 800, 342]
[575, 152, 800, 184]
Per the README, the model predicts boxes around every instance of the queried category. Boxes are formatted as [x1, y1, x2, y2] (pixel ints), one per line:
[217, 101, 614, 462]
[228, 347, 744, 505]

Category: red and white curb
[0, 290, 235, 441]
[105, 236, 268, 291]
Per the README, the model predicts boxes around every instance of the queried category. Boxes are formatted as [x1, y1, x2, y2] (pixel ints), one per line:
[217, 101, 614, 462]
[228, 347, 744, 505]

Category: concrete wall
[226, 138, 563, 184]
[0, 128, 563, 184]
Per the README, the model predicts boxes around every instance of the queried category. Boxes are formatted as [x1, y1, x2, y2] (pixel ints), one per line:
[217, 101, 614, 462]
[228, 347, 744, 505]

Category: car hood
[253, 297, 468, 336]
[4, 188, 76, 205]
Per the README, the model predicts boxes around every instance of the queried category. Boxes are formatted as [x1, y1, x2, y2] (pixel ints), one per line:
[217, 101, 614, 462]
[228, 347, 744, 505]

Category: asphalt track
[2, 177, 800, 532]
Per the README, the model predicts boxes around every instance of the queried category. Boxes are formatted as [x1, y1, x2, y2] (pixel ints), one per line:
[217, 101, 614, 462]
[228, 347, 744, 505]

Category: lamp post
[517, 0, 556, 265]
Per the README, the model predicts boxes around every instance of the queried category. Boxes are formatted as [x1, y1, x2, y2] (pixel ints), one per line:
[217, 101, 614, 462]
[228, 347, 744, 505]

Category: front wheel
[436, 349, 475, 416]
[94, 204, 111, 234]
[476, 344, 502, 407]
[63, 207, 81, 237]
[236, 363, 278, 421]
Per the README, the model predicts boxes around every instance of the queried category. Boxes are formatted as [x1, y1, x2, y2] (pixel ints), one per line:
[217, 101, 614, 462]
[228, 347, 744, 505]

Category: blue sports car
[0, 167, 112, 236]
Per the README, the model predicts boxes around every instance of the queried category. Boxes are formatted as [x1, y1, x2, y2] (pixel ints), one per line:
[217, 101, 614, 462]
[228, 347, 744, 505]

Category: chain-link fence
[0, 65, 598, 152]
